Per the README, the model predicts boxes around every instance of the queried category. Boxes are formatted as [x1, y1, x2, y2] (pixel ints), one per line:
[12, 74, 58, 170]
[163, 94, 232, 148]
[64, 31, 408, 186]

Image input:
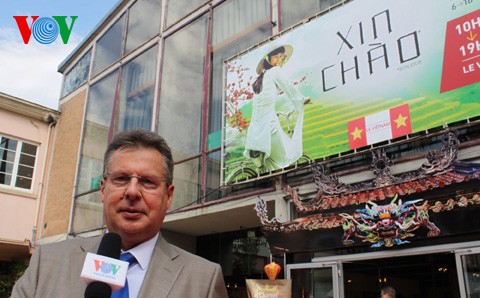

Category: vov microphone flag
[82, 233, 128, 298]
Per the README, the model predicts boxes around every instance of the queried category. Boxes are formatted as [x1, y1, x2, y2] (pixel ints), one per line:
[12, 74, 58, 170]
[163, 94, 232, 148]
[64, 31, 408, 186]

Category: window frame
[0, 135, 38, 192]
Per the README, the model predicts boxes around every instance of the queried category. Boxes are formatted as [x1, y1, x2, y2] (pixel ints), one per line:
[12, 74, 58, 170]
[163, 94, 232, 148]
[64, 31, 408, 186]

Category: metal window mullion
[455, 253, 468, 298]
[0, 159, 14, 180]
[200, 7, 214, 202]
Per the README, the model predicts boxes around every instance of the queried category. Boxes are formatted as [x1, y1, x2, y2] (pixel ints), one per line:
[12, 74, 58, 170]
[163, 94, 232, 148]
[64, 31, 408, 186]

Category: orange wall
[41, 91, 86, 238]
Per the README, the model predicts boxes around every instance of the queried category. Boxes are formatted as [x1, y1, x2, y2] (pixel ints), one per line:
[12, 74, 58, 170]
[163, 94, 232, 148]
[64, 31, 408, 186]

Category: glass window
[92, 14, 126, 77]
[71, 192, 104, 233]
[62, 50, 91, 97]
[197, 230, 270, 295]
[291, 267, 335, 298]
[158, 15, 208, 161]
[165, 0, 208, 28]
[0, 136, 37, 190]
[125, 0, 161, 54]
[170, 158, 201, 211]
[210, 0, 271, 148]
[76, 71, 119, 195]
[205, 150, 221, 202]
[116, 46, 158, 132]
[280, 0, 343, 29]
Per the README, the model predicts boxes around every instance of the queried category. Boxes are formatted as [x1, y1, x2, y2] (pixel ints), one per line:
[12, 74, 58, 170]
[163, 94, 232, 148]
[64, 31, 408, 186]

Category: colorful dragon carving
[340, 195, 440, 247]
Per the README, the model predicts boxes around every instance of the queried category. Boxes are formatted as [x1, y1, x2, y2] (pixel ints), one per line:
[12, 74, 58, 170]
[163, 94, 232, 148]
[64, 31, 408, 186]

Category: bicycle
[224, 107, 313, 184]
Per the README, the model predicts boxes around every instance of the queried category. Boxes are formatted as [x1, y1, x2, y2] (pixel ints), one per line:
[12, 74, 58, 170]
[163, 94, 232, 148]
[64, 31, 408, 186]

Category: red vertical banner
[390, 104, 412, 138]
[348, 117, 367, 149]
[440, 10, 480, 93]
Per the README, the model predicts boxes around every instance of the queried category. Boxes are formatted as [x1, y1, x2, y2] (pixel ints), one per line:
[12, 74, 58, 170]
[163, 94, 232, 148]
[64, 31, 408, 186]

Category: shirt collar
[122, 233, 158, 270]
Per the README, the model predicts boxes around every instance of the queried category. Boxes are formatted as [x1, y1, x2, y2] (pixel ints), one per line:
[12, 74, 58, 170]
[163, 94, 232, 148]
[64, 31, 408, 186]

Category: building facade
[39, 0, 479, 297]
[0, 92, 59, 262]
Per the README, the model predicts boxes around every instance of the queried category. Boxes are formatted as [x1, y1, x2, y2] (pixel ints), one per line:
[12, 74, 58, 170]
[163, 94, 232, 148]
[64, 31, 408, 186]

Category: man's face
[100, 146, 174, 250]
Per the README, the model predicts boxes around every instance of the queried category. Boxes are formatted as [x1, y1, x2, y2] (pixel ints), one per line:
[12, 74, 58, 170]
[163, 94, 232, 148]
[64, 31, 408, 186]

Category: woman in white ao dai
[244, 45, 308, 171]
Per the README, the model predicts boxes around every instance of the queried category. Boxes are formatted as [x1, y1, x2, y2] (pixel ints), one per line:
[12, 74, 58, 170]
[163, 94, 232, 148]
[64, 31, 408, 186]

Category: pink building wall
[0, 93, 59, 260]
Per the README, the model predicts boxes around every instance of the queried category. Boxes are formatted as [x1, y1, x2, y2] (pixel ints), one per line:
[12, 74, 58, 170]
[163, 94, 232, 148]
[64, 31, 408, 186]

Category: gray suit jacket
[11, 234, 228, 297]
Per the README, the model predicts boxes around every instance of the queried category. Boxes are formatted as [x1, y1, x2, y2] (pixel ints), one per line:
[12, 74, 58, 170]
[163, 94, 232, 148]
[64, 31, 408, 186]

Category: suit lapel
[73, 234, 183, 297]
[70, 236, 102, 296]
[138, 236, 183, 298]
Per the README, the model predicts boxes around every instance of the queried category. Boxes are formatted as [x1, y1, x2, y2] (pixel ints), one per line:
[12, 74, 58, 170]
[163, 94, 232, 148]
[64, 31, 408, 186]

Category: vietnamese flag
[348, 117, 367, 149]
[348, 104, 412, 149]
[390, 104, 412, 138]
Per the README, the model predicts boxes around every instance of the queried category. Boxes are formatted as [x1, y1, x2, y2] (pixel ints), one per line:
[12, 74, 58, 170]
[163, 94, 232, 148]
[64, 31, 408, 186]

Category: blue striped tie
[112, 252, 137, 298]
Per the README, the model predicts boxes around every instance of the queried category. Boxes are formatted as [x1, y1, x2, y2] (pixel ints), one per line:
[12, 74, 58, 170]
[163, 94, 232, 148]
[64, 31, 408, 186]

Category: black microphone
[84, 232, 122, 298]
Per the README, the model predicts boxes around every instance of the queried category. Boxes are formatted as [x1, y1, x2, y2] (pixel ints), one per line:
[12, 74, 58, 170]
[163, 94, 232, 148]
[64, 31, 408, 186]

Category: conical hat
[256, 44, 293, 75]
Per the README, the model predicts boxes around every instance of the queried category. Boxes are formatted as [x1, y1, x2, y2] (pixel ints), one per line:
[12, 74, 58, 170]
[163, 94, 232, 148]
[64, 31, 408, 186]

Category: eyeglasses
[104, 173, 170, 191]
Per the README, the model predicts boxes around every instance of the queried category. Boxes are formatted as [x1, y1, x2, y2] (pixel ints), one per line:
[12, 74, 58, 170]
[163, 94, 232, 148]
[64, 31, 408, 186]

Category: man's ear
[100, 178, 106, 203]
[166, 184, 174, 208]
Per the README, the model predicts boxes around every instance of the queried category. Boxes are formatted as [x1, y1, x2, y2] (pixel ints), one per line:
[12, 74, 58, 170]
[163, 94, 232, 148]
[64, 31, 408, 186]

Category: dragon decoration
[340, 195, 440, 247]
[255, 130, 480, 248]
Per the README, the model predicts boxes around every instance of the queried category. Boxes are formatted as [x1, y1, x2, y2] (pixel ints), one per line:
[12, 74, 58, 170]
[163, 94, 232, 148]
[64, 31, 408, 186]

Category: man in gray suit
[11, 129, 228, 298]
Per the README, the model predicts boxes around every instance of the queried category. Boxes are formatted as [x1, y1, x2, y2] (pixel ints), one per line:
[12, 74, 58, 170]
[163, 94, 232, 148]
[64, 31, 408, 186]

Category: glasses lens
[107, 173, 166, 191]
[110, 174, 130, 186]
[138, 176, 160, 190]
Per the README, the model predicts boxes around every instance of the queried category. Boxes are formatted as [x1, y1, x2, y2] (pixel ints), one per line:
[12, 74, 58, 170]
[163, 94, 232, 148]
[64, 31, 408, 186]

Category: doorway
[343, 253, 459, 298]
[287, 241, 480, 298]
[288, 262, 343, 298]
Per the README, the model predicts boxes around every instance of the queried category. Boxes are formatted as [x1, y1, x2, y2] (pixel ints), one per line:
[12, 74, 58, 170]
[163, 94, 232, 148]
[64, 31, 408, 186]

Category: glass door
[343, 253, 460, 298]
[287, 262, 343, 298]
[456, 248, 480, 298]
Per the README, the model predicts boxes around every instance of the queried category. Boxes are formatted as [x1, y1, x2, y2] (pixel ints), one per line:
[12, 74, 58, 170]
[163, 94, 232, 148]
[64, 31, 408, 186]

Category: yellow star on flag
[351, 127, 363, 140]
[394, 114, 408, 128]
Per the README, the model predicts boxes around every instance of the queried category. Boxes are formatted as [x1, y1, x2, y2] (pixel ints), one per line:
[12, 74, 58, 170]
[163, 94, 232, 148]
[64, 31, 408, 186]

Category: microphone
[82, 233, 128, 298]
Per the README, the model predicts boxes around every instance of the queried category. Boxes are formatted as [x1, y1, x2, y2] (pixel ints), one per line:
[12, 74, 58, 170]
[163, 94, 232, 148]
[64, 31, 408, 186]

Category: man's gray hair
[381, 286, 396, 298]
[103, 129, 174, 184]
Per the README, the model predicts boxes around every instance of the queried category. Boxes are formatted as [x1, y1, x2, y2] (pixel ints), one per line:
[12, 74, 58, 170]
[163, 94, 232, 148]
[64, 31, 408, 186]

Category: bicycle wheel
[226, 167, 258, 183]
[296, 154, 313, 166]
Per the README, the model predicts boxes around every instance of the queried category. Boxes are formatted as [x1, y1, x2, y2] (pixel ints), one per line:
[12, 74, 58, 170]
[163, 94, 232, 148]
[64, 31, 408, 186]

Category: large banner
[223, 0, 480, 184]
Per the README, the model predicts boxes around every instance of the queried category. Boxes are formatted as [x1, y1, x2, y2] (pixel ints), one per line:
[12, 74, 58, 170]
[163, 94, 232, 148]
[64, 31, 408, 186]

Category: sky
[0, 0, 119, 110]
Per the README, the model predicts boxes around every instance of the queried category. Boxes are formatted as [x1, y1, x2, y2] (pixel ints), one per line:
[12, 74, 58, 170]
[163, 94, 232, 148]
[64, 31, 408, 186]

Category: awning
[0, 238, 32, 261]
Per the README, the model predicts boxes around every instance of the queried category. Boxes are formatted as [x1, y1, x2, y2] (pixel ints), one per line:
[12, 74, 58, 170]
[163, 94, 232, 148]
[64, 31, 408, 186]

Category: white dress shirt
[122, 233, 159, 298]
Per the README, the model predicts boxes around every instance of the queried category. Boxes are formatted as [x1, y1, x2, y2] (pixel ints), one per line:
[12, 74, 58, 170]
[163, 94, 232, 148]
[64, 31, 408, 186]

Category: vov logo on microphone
[94, 258, 122, 277]
[81, 253, 129, 290]
[13, 16, 78, 44]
